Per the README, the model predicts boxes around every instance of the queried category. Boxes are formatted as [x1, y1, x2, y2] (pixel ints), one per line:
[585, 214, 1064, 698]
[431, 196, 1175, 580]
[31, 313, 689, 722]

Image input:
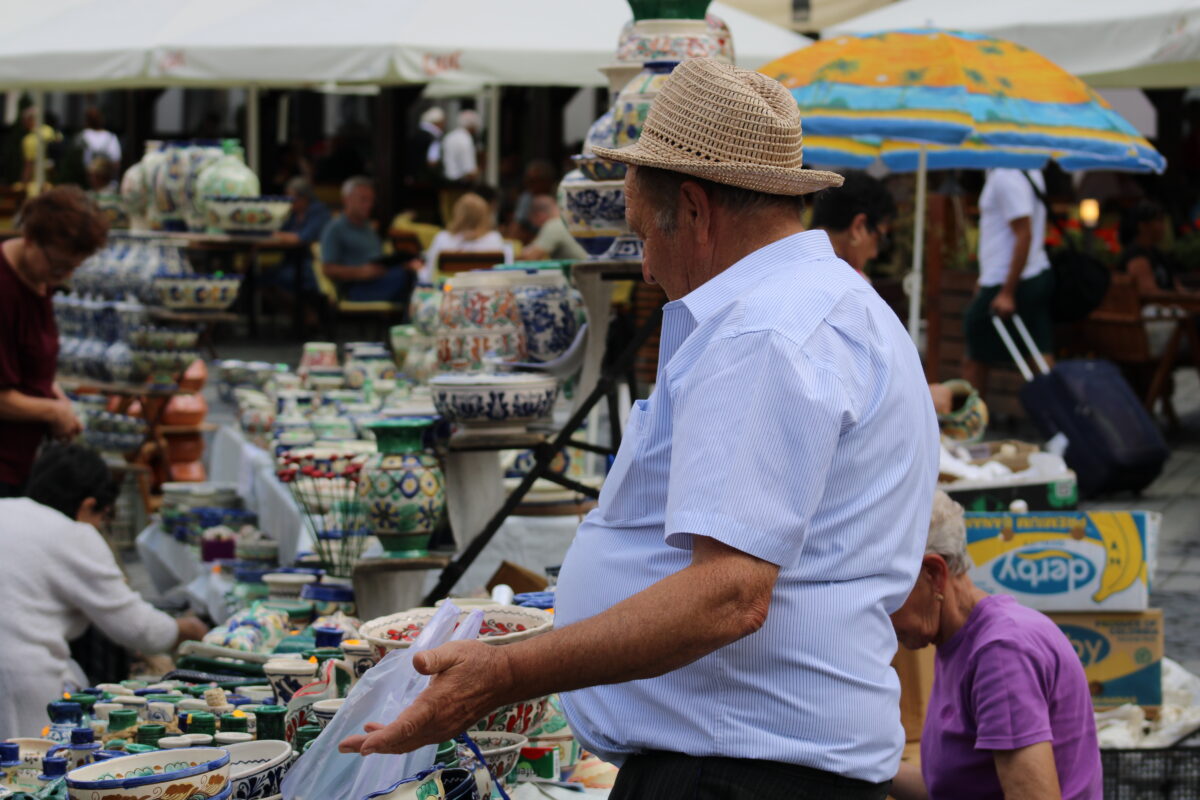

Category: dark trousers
[609, 751, 892, 800]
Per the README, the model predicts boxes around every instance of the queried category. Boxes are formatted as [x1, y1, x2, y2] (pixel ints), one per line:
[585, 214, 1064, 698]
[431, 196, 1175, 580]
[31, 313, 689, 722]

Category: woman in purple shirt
[889, 491, 1102, 800]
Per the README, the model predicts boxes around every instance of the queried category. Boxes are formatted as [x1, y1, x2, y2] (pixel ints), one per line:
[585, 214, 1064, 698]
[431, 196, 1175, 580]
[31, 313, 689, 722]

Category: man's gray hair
[458, 109, 481, 131]
[926, 490, 972, 576]
[286, 176, 315, 199]
[632, 165, 804, 234]
[341, 176, 374, 197]
[420, 107, 446, 127]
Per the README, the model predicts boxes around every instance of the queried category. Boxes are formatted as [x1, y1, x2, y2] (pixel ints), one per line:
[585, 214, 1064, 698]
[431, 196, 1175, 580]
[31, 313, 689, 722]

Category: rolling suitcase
[992, 314, 1169, 497]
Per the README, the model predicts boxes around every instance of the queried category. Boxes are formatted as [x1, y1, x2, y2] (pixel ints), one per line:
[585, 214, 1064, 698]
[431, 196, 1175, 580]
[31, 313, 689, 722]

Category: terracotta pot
[178, 359, 208, 392]
[170, 460, 207, 482]
[163, 393, 208, 426]
[166, 433, 204, 463]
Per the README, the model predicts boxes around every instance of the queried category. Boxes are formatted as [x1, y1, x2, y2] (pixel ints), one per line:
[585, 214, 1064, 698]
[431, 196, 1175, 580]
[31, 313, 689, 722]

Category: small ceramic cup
[235, 685, 275, 704]
[215, 732, 253, 745]
[310, 699, 345, 730]
[156, 736, 192, 749]
[339, 640, 375, 680]
[92, 703, 121, 722]
[178, 699, 209, 712]
[263, 659, 318, 706]
[147, 702, 176, 725]
[183, 733, 213, 746]
[112, 696, 147, 718]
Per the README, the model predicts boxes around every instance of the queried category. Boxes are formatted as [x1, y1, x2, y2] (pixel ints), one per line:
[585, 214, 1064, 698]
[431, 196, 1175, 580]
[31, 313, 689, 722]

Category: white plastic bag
[281, 603, 483, 800]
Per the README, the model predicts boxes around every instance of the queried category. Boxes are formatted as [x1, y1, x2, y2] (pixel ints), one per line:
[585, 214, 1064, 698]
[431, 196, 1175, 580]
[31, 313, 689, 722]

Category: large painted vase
[557, 172, 628, 258]
[194, 145, 261, 230]
[119, 140, 163, 224]
[358, 418, 445, 557]
[437, 271, 527, 372]
[182, 141, 226, 230]
[509, 270, 579, 362]
[613, 60, 678, 148]
[153, 141, 191, 230]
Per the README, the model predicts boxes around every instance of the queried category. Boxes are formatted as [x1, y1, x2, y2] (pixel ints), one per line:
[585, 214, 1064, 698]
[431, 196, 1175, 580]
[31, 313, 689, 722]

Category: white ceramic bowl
[464, 732, 527, 787]
[205, 196, 292, 236]
[66, 746, 230, 800]
[225, 739, 291, 800]
[263, 572, 318, 598]
[360, 605, 553, 662]
[430, 373, 558, 431]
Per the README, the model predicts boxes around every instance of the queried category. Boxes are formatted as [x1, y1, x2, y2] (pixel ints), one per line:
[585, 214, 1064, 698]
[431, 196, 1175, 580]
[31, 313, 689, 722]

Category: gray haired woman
[889, 491, 1102, 800]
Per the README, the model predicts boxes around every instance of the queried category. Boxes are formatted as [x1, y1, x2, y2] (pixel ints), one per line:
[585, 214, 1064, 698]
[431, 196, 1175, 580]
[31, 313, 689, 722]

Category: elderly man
[520, 193, 587, 261]
[340, 59, 938, 799]
[319, 176, 418, 303]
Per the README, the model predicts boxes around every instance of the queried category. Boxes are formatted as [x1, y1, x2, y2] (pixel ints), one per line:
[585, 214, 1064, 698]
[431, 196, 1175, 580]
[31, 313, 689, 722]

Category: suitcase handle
[990, 313, 1052, 381]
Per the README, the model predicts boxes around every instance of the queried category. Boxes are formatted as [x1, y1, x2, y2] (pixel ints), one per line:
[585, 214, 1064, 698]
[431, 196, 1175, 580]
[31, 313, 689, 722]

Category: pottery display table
[147, 308, 240, 359]
[165, 232, 308, 338]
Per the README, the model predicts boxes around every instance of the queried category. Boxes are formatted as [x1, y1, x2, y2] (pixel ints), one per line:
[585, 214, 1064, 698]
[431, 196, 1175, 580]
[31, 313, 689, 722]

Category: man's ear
[678, 181, 713, 245]
[76, 496, 97, 523]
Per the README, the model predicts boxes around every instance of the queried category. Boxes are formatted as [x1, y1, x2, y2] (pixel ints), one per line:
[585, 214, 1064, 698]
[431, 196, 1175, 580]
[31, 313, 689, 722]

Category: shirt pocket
[596, 397, 666, 527]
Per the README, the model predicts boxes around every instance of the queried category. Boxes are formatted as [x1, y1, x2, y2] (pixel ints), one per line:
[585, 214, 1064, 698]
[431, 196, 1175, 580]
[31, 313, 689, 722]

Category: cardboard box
[946, 471, 1079, 512]
[894, 646, 936, 742]
[1049, 610, 1163, 710]
[965, 511, 1160, 612]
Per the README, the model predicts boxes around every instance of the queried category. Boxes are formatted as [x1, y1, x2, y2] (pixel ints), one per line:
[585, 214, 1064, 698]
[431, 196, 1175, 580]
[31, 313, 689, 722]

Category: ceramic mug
[92, 703, 121, 721]
[235, 685, 275, 704]
[147, 702, 176, 725]
[264, 660, 318, 706]
[310, 699, 345, 730]
[339, 640, 375, 680]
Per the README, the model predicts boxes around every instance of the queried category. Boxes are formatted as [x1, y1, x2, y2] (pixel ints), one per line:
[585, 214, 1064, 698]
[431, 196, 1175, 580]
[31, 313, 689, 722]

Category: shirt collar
[671, 230, 837, 325]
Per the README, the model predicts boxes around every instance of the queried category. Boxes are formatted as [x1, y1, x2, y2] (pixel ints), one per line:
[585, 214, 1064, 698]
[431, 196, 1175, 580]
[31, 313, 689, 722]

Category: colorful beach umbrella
[760, 29, 1167, 343]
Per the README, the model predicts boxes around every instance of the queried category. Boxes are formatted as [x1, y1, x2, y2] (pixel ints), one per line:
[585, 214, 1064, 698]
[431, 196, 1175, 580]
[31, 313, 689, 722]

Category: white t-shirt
[423, 229, 511, 282]
[442, 127, 477, 182]
[977, 169, 1051, 287]
[81, 128, 121, 168]
[0, 499, 178, 739]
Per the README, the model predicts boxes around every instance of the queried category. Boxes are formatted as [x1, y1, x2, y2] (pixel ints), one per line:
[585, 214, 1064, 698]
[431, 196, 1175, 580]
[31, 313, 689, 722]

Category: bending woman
[889, 491, 1102, 800]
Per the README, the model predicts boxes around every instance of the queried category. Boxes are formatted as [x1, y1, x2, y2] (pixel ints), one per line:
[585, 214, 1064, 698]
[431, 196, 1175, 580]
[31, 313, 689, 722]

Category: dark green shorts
[964, 268, 1055, 365]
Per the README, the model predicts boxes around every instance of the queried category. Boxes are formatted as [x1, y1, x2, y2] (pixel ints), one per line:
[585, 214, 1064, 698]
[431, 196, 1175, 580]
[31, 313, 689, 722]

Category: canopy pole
[907, 145, 927, 347]
[247, 86, 261, 176]
[32, 91, 46, 193]
[486, 85, 500, 188]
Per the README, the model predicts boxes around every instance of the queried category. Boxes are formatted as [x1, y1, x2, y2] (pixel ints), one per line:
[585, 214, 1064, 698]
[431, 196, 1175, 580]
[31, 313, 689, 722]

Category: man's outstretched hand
[337, 639, 515, 756]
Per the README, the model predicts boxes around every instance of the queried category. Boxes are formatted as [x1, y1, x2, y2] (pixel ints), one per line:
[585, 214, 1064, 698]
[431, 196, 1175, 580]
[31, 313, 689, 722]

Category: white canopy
[826, 0, 1200, 88]
[0, 0, 811, 91]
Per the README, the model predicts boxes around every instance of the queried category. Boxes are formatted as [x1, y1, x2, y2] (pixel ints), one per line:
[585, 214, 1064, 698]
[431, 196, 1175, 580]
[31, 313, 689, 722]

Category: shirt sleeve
[970, 641, 1055, 751]
[993, 171, 1037, 224]
[320, 219, 343, 265]
[54, 522, 179, 655]
[664, 331, 848, 568]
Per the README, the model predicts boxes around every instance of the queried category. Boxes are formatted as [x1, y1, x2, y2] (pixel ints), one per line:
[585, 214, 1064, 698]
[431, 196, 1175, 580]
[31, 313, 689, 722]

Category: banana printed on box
[964, 511, 1160, 612]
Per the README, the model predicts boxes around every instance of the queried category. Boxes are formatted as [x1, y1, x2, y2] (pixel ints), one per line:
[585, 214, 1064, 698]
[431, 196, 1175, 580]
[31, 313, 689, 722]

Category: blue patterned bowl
[430, 373, 558, 433]
[225, 739, 291, 800]
[66, 746, 230, 799]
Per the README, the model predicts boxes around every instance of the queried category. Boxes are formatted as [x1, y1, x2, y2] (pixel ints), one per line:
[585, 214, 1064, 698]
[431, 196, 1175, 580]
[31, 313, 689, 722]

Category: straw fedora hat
[593, 58, 843, 196]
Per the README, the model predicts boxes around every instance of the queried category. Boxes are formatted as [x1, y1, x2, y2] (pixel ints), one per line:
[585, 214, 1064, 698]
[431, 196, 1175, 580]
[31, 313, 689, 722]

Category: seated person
[423, 192, 511, 281]
[274, 176, 332, 295]
[0, 444, 208, 739]
[889, 491, 1102, 800]
[1118, 201, 1193, 295]
[320, 176, 419, 302]
[520, 193, 587, 262]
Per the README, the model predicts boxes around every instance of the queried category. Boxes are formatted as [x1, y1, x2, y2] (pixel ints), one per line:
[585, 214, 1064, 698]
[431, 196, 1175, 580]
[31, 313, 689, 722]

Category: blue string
[457, 731, 513, 800]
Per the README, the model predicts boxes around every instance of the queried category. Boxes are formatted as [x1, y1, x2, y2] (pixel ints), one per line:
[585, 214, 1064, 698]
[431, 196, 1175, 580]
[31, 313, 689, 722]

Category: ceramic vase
[409, 284, 443, 337]
[357, 418, 445, 557]
[509, 271, 579, 362]
[194, 143, 261, 229]
[183, 141, 225, 230]
[436, 272, 527, 372]
[153, 141, 190, 231]
[557, 172, 628, 258]
[136, 142, 170, 230]
[612, 60, 678, 148]
[343, 343, 396, 389]
[263, 659, 318, 707]
[615, 19, 723, 65]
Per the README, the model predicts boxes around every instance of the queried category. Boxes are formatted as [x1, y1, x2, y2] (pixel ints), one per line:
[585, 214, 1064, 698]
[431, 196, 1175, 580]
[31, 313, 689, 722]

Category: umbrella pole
[486, 85, 500, 188]
[907, 146, 928, 348]
[247, 86, 261, 175]
[32, 91, 46, 193]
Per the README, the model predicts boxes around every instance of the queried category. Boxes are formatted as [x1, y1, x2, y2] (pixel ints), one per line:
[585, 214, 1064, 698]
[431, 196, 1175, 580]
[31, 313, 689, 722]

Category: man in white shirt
[442, 109, 480, 184]
[963, 168, 1055, 397]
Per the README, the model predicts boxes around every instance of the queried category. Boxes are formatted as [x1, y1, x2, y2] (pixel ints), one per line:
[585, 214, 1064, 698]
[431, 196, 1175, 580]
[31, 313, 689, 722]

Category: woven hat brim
[593, 138, 844, 197]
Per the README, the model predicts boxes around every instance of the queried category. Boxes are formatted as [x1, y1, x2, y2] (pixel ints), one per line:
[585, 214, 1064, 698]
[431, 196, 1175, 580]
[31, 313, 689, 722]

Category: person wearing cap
[340, 58, 938, 799]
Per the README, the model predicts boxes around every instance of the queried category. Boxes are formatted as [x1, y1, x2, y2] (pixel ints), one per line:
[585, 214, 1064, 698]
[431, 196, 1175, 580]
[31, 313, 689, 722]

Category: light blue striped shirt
[555, 230, 939, 783]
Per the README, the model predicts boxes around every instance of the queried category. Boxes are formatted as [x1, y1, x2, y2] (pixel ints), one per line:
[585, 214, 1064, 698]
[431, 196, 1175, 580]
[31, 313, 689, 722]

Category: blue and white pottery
[509, 271, 578, 363]
[66, 746, 231, 800]
[557, 173, 627, 258]
[363, 766, 480, 800]
[262, 659, 318, 707]
[430, 373, 558, 434]
[582, 107, 617, 155]
[224, 739, 291, 800]
[205, 196, 292, 237]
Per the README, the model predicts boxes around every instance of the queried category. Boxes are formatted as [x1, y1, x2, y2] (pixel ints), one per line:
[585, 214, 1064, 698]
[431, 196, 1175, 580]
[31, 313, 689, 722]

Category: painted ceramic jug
[153, 141, 190, 231]
[194, 142, 260, 229]
[437, 271, 527, 372]
[508, 270, 579, 362]
[613, 61, 679, 148]
[358, 418, 445, 557]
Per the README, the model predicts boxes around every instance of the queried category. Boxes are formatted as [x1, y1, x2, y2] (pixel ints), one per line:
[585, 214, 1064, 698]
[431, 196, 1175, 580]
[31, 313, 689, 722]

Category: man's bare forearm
[0, 388, 60, 424]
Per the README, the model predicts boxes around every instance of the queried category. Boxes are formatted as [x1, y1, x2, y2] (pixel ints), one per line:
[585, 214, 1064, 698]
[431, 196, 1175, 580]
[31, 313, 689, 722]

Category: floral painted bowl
[460, 732, 527, 788]
[470, 697, 551, 738]
[9, 738, 58, 783]
[571, 154, 626, 182]
[429, 373, 558, 433]
[360, 606, 552, 662]
[66, 746, 230, 800]
[556, 173, 626, 257]
[224, 739, 291, 800]
[205, 196, 292, 237]
[154, 276, 242, 311]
